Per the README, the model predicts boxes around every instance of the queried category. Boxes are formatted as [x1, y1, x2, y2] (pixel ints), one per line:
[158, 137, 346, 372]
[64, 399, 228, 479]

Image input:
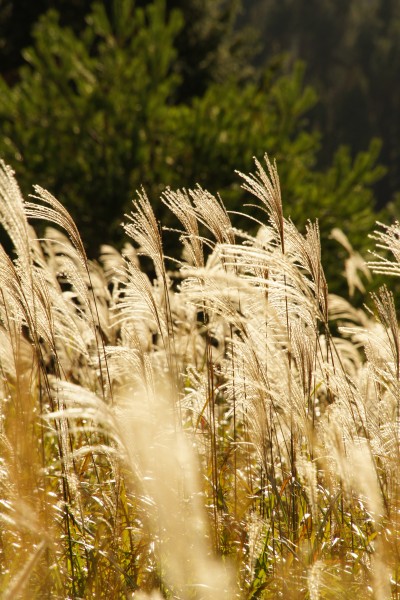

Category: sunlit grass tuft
[0, 156, 399, 598]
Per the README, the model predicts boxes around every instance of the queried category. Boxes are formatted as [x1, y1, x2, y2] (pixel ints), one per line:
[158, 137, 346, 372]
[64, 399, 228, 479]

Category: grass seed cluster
[0, 157, 399, 599]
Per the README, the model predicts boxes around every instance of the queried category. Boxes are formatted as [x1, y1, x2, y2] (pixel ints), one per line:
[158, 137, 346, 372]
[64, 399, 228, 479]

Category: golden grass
[0, 156, 399, 599]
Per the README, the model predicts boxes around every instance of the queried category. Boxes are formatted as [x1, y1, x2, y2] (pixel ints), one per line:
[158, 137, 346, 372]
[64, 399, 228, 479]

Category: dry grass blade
[331, 227, 371, 296]
[237, 154, 284, 249]
[2, 540, 47, 600]
[0, 160, 31, 271]
[26, 186, 87, 264]
[369, 220, 400, 278]
[1, 157, 400, 598]
[188, 185, 235, 246]
[162, 188, 205, 268]
[123, 189, 165, 278]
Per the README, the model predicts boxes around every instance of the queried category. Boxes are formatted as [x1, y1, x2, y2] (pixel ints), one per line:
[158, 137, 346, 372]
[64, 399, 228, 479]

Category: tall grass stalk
[0, 157, 399, 598]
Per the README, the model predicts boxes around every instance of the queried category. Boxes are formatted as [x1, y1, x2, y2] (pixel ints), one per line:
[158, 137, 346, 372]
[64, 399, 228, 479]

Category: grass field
[0, 156, 399, 599]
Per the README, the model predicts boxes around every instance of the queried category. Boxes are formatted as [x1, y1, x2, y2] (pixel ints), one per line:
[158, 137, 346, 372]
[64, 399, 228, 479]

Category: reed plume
[0, 157, 399, 599]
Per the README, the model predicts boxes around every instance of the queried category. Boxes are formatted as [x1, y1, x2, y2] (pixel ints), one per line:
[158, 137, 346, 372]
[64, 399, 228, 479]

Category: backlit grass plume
[0, 157, 399, 599]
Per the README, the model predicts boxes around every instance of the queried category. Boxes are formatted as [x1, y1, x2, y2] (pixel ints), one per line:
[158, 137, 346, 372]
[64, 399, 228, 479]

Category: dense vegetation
[243, 0, 400, 207]
[0, 4, 399, 596]
[0, 0, 389, 298]
[0, 158, 399, 598]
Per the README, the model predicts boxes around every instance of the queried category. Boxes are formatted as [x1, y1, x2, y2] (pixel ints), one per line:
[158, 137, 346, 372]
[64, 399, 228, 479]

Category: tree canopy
[242, 0, 400, 207]
[0, 0, 388, 295]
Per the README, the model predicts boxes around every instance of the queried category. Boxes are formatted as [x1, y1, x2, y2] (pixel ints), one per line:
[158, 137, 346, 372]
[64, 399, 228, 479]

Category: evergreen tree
[0, 0, 385, 296]
[0, 0, 254, 98]
[242, 0, 400, 207]
[0, 0, 93, 82]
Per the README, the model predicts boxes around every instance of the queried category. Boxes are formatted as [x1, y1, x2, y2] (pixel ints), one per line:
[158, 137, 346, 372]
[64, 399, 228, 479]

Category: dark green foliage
[0, 0, 94, 82]
[0, 0, 253, 96]
[0, 0, 385, 297]
[243, 0, 400, 207]
[0, 0, 184, 253]
[146, 0, 256, 98]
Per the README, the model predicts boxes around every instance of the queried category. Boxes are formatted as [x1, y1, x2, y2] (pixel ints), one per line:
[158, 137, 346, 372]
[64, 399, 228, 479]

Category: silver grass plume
[162, 188, 205, 268]
[238, 155, 284, 250]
